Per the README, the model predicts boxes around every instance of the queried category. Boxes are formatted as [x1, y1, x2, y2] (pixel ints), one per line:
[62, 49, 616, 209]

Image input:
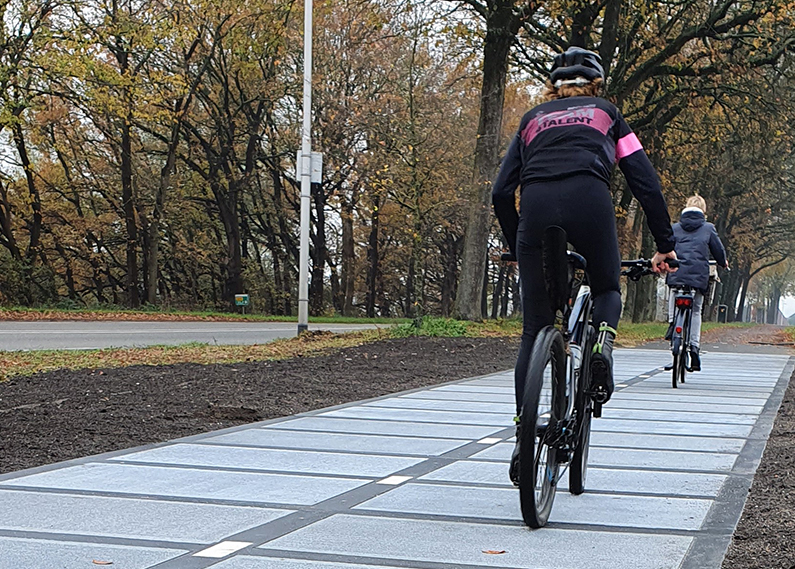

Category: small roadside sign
[296, 151, 323, 184]
[234, 294, 250, 307]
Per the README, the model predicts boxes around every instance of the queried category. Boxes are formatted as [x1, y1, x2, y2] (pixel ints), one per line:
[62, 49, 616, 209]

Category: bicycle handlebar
[620, 258, 680, 281]
[620, 258, 680, 269]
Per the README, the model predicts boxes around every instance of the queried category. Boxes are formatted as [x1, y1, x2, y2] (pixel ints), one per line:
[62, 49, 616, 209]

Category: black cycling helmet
[550, 47, 604, 84]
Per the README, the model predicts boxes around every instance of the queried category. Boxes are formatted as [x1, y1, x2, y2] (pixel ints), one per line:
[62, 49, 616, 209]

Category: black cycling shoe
[664, 321, 674, 341]
[689, 347, 701, 372]
[590, 323, 616, 404]
[509, 419, 520, 486]
[664, 361, 674, 371]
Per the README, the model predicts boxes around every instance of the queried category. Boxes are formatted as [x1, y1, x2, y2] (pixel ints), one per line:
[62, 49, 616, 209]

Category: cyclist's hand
[652, 250, 677, 274]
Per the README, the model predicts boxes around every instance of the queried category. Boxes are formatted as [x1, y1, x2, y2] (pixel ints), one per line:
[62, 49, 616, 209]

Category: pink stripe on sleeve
[615, 132, 643, 161]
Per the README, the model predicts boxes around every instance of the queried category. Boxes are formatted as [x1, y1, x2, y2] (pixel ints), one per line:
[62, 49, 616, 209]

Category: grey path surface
[0, 349, 791, 569]
[0, 321, 378, 351]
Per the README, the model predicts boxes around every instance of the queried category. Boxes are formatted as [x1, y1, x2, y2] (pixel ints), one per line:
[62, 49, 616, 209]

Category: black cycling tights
[514, 174, 621, 415]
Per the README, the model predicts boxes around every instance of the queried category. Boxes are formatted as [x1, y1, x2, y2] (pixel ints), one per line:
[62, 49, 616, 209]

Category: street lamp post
[297, 0, 313, 335]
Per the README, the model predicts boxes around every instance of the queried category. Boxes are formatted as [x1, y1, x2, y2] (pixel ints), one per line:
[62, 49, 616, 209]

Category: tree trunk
[455, 6, 518, 320]
[631, 225, 656, 322]
[310, 183, 326, 316]
[12, 122, 41, 304]
[481, 256, 490, 320]
[216, 183, 243, 306]
[720, 265, 743, 321]
[366, 195, 381, 318]
[440, 234, 459, 317]
[491, 262, 506, 319]
[120, 114, 139, 308]
[146, 122, 179, 305]
[341, 199, 356, 316]
[768, 283, 782, 324]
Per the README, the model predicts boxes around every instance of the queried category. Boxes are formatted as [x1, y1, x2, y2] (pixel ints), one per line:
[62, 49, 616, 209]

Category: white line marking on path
[193, 541, 252, 558]
[377, 475, 413, 485]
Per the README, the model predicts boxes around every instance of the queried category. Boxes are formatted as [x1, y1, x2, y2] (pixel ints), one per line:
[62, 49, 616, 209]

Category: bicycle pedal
[593, 402, 602, 418]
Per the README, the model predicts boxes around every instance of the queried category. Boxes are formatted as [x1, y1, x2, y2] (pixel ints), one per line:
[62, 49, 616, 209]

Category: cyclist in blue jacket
[492, 47, 678, 485]
[664, 194, 728, 371]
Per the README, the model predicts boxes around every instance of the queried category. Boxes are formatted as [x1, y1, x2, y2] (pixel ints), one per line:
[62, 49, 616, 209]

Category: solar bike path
[0, 349, 791, 569]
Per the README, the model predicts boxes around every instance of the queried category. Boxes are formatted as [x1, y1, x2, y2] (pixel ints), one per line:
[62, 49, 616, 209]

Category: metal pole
[297, 0, 313, 335]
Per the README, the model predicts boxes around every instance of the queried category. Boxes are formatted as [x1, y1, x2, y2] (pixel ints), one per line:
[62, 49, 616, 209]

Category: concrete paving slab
[263, 514, 694, 569]
[589, 431, 746, 453]
[599, 408, 758, 425]
[202, 429, 469, 456]
[2, 463, 368, 505]
[0, 537, 186, 569]
[588, 447, 737, 472]
[469, 443, 738, 471]
[419, 461, 728, 497]
[112, 443, 423, 478]
[320, 406, 513, 426]
[602, 398, 763, 415]
[399, 391, 516, 403]
[0, 489, 289, 543]
[355, 483, 712, 530]
[364, 398, 514, 414]
[270, 416, 502, 440]
[591, 418, 753, 438]
[354, 482, 521, 521]
[610, 392, 769, 406]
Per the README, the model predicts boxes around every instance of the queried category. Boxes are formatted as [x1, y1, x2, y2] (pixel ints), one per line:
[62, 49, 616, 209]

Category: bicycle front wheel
[519, 326, 567, 528]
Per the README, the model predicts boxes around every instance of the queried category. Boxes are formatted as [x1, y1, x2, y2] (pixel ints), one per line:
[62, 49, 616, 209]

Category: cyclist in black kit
[492, 47, 678, 484]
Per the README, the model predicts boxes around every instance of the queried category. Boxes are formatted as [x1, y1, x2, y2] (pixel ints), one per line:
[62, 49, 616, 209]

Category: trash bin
[718, 305, 728, 323]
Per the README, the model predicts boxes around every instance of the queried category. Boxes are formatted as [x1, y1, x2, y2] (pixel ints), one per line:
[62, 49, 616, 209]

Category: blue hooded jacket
[666, 208, 727, 293]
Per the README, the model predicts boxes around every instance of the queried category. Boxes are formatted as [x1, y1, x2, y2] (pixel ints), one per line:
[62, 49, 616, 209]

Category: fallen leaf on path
[92, 561, 113, 565]
[482, 550, 506, 555]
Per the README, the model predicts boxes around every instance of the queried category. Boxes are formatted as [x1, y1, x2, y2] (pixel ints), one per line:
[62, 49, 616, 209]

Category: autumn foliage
[0, 0, 792, 321]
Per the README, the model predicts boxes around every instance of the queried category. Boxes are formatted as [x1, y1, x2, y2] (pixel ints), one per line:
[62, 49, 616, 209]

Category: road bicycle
[510, 226, 600, 528]
[621, 258, 687, 388]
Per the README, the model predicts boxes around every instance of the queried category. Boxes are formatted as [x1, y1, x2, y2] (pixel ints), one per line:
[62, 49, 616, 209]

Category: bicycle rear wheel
[519, 326, 567, 528]
[671, 338, 680, 389]
[570, 325, 595, 495]
[679, 347, 687, 384]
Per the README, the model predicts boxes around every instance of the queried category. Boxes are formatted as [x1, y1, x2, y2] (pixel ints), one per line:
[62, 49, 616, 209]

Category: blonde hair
[686, 194, 707, 213]
[543, 78, 603, 101]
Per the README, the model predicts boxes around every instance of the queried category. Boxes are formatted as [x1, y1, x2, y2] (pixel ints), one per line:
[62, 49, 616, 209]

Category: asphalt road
[0, 321, 381, 351]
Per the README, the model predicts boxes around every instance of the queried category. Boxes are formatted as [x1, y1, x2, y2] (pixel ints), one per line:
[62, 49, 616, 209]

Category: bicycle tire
[671, 336, 680, 389]
[519, 326, 566, 528]
[679, 346, 687, 384]
[569, 325, 595, 495]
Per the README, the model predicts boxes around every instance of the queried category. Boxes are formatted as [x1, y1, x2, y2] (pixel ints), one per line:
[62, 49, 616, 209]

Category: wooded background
[0, 0, 793, 322]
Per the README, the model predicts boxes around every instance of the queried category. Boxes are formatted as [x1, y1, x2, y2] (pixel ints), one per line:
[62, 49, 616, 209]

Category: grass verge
[0, 329, 390, 380]
[0, 306, 407, 324]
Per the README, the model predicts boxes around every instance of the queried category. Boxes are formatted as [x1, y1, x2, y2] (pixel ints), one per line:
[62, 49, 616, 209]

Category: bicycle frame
[565, 281, 593, 419]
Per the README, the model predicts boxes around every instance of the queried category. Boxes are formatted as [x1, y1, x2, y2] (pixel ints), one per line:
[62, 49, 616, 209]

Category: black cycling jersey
[492, 96, 675, 255]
